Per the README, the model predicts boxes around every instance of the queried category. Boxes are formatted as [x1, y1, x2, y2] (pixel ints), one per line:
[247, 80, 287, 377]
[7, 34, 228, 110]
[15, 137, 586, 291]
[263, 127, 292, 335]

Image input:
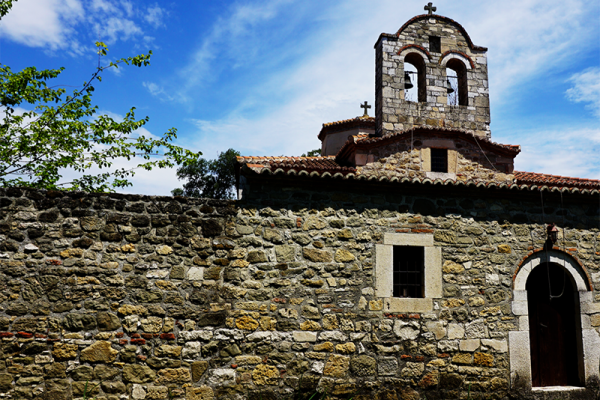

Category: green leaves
[172, 148, 240, 199]
[302, 149, 321, 157]
[0, 2, 201, 192]
[0, 0, 15, 19]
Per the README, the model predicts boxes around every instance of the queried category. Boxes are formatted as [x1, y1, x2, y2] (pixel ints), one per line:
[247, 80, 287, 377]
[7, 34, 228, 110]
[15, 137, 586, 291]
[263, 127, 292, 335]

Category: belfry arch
[403, 52, 427, 103]
[510, 249, 600, 393]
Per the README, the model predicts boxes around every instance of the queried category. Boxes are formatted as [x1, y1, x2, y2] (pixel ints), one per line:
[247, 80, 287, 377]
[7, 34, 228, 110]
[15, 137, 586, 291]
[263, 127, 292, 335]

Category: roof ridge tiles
[515, 171, 600, 187]
[334, 126, 520, 159]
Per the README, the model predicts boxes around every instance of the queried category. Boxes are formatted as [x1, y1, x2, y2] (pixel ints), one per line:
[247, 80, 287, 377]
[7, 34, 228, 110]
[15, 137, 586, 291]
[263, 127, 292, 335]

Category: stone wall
[0, 186, 598, 400]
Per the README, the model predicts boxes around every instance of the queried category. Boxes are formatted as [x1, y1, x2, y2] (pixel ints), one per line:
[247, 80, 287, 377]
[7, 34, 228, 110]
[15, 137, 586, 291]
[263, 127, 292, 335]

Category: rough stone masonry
[0, 185, 597, 400]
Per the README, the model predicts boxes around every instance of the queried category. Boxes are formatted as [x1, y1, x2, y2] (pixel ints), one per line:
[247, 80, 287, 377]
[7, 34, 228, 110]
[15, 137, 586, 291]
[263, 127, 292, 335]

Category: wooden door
[527, 263, 581, 387]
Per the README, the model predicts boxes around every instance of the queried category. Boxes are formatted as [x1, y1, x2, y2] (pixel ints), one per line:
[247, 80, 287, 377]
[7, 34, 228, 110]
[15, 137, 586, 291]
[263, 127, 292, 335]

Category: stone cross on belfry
[424, 2, 436, 15]
[360, 101, 371, 117]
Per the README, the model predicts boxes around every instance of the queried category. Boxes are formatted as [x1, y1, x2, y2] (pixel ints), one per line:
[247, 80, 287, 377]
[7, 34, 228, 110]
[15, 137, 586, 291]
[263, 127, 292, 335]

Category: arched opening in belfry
[526, 262, 584, 387]
[446, 59, 468, 106]
[445, 68, 458, 106]
[404, 53, 426, 103]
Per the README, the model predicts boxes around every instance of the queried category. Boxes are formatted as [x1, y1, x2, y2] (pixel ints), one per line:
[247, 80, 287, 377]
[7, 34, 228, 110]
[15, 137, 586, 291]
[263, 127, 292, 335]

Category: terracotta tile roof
[318, 116, 375, 140]
[515, 171, 600, 189]
[238, 156, 600, 196]
[337, 127, 521, 158]
[237, 156, 356, 175]
[322, 116, 375, 128]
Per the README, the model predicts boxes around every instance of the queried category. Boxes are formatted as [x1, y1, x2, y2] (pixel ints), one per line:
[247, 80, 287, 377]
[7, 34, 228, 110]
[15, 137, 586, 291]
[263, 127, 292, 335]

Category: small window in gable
[431, 148, 448, 173]
[429, 36, 441, 53]
[393, 246, 424, 298]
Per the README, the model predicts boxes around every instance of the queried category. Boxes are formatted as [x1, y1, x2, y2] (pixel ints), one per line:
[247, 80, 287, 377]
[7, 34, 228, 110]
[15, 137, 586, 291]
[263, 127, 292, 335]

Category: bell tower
[374, 4, 490, 138]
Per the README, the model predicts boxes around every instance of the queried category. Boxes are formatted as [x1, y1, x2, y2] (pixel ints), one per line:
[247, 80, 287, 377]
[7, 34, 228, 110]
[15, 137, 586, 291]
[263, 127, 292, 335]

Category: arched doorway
[510, 249, 599, 394]
[526, 262, 584, 387]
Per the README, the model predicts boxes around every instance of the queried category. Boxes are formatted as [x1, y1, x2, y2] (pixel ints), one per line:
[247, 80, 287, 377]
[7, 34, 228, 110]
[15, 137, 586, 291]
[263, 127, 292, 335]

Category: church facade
[236, 5, 600, 400]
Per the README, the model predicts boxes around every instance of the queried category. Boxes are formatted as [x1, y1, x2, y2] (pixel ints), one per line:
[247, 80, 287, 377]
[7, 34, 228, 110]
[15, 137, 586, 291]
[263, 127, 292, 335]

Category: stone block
[252, 364, 279, 386]
[474, 352, 494, 367]
[188, 267, 204, 281]
[426, 321, 446, 340]
[80, 341, 118, 363]
[452, 353, 472, 365]
[378, 357, 399, 376]
[437, 340, 459, 352]
[447, 323, 465, 339]
[394, 320, 420, 340]
[508, 331, 531, 388]
[186, 386, 214, 400]
[324, 354, 350, 377]
[293, 331, 317, 342]
[512, 301, 528, 316]
[481, 339, 508, 353]
[459, 339, 480, 352]
[583, 328, 600, 384]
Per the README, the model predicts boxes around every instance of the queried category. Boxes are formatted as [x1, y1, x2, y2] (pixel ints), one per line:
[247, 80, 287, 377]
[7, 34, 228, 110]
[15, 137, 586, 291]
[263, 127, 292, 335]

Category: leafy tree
[302, 149, 321, 157]
[0, 0, 200, 192]
[172, 148, 240, 199]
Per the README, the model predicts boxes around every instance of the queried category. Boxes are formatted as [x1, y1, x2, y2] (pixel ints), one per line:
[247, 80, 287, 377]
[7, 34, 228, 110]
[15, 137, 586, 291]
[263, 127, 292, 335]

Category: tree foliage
[172, 148, 240, 199]
[0, 0, 200, 192]
[302, 149, 321, 157]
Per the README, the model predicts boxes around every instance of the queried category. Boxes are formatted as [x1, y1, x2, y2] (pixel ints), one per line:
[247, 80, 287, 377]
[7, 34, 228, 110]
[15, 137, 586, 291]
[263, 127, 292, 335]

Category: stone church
[235, 4, 600, 400]
[0, 4, 598, 400]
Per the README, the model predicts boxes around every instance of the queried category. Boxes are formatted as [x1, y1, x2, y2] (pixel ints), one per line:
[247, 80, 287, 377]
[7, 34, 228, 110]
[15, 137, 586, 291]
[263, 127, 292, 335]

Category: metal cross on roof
[360, 101, 371, 117]
[424, 2, 436, 15]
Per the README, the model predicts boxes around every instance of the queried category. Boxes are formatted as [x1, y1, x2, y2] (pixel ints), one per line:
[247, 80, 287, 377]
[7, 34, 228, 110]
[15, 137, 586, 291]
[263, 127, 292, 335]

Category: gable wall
[0, 187, 598, 399]
[355, 134, 515, 184]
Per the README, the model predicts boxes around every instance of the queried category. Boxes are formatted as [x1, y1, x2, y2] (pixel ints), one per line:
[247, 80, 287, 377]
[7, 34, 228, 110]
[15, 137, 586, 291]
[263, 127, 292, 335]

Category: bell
[446, 78, 454, 94]
[404, 72, 414, 89]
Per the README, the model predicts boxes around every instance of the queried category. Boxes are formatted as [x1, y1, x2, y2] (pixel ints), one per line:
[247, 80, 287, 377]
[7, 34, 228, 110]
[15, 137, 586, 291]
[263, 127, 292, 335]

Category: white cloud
[460, 0, 596, 105]
[145, 4, 167, 28]
[566, 67, 600, 117]
[514, 127, 600, 179]
[0, 0, 84, 50]
[91, 0, 117, 14]
[94, 16, 143, 44]
[175, 0, 295, 95]
[121, 1, 134, 17]
[142, 82, 176, 102]
[0, 0, 164, 55]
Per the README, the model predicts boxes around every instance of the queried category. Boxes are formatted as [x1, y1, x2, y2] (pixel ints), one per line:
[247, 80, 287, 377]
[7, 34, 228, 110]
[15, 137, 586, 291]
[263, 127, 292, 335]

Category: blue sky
[1, 0, 599, 195]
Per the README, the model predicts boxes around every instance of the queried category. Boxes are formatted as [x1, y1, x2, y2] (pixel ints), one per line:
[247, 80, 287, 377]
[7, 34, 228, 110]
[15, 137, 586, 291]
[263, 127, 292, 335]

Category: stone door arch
[510, 249, 600, 394]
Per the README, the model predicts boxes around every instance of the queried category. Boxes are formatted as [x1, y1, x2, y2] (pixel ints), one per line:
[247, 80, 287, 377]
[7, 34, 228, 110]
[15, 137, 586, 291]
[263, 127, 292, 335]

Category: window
[431, 148, 448, 173]
[393, 246, 424, 298]
[376, 233, 442, 312]
[429, 36, 441, 53]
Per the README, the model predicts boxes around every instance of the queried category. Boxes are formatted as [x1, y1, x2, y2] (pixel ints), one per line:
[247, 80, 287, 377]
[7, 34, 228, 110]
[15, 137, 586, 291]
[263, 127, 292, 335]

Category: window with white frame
[376, 232, 442, 312]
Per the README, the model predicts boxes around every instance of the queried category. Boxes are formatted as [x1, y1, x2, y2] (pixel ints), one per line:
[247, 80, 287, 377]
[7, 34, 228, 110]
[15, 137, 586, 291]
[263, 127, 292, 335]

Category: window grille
[431, 148, 448, 173]
[393, 246, 424, 298]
